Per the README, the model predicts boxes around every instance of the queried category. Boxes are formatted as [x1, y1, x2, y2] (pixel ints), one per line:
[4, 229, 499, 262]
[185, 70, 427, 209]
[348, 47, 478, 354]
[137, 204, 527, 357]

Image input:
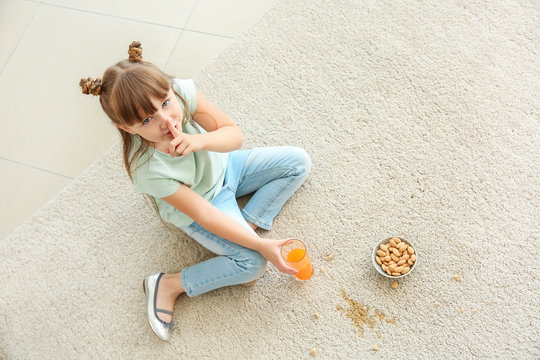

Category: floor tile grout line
[0, 2, 43, 77]
[38, 2, 235, 40]
[41, 1, 180, 30]
[163, 0, 199, 71]
[0, 157, 74, 180]
[179, 28, 235, 40]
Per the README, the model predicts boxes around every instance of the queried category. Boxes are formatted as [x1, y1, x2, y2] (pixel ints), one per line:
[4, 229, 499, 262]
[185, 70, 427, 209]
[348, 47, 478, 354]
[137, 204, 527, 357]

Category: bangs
[110, 66, 171, 126]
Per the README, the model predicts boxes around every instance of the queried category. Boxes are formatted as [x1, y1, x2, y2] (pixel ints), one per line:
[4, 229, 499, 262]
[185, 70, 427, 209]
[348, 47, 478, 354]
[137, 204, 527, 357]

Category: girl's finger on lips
[167, 119, 181, 135]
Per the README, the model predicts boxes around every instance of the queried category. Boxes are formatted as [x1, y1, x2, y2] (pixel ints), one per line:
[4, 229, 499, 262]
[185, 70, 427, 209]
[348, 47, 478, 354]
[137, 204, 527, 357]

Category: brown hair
[80, 41, 192, 217]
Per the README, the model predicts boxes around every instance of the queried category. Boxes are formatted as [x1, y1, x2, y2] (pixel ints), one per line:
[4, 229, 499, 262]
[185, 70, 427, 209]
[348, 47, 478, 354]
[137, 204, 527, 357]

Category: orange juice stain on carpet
[336, 288, 396, 338]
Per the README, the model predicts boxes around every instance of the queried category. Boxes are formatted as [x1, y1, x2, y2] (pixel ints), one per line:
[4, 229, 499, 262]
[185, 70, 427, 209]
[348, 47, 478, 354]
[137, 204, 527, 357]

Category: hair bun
[128, 41, 143, 62]
[79, 77, 102, 96]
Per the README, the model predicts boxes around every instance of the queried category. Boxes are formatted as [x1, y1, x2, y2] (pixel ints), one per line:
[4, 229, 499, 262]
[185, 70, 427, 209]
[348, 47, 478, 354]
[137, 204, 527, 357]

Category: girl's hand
[257, 238, 299, 275]
[167, 119, 204, 157]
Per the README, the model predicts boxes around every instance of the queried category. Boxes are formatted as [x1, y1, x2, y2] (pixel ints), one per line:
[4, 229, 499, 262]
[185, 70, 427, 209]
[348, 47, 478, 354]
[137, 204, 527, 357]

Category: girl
[80, 41, 311, 341]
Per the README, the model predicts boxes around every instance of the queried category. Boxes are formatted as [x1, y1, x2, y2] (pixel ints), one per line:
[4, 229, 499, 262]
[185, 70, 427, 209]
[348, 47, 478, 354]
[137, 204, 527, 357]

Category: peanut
[375, 238, 416, 277]
[399, 243, 408, 253]
[310, 348, 317, 356]
[326, 254, 334, 261]
[391, 281, 398, 289]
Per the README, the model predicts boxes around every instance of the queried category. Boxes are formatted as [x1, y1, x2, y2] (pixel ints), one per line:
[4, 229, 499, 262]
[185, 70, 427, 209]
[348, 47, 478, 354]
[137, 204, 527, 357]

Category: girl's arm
[168, 91, 243, 156]
[162, 184, 298, 274]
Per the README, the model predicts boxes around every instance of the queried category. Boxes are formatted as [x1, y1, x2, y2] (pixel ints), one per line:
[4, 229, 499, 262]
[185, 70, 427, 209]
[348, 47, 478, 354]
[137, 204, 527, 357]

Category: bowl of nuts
[373, 237, 417, 278]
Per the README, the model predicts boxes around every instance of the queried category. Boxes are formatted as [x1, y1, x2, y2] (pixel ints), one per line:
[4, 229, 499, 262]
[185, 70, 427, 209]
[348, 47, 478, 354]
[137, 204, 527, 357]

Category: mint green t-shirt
[130, 78, 229, 228]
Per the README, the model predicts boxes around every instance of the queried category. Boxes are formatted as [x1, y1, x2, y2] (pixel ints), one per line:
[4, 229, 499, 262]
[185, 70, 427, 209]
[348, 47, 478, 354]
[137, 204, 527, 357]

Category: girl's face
[117, 87, 183, 149]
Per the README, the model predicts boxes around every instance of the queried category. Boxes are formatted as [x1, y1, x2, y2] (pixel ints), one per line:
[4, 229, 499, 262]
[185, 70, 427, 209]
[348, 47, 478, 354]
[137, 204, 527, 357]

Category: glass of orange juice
[280, 239, 314, 280]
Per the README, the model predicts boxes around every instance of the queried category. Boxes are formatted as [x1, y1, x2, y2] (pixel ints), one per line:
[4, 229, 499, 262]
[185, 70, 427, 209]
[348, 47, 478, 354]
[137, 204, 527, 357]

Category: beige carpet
[2, 0, 539, 358]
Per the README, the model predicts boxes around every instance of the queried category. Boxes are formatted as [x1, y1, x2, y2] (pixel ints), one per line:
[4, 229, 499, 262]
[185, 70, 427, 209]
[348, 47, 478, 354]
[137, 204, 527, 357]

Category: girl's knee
[242, 251, 267, 279]
[289, 147, 312, 177]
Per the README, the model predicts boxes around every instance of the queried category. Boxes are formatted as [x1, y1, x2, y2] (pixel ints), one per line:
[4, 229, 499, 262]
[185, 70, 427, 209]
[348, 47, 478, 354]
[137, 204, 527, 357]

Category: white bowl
[372, 237, 418, 279]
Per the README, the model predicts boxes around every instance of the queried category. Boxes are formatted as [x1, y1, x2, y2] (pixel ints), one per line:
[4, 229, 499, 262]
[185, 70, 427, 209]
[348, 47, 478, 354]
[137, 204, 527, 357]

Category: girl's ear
[116, 123, 136, 135]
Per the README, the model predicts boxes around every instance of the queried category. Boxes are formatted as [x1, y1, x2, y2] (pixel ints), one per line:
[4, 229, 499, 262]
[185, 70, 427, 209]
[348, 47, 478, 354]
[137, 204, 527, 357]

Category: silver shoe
[143, 273, 174, 341]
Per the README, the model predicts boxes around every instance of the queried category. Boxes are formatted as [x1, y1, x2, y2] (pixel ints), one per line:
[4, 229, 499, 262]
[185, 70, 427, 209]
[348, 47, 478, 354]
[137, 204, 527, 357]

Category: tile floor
[0, 0, 278, 240]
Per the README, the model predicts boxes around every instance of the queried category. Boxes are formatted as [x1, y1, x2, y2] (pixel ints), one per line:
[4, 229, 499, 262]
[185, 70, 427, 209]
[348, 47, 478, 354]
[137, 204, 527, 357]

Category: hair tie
[128, 41, 143, 63]
[79, 77, 102, 96]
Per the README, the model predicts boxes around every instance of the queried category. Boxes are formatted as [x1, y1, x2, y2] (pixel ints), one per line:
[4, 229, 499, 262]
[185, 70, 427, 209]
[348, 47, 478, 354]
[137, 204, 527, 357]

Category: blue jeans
[179, 146, 311, 297]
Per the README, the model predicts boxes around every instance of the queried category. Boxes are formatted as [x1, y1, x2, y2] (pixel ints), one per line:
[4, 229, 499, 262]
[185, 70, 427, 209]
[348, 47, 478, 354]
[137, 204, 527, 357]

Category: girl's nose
[160, 118, 169, 129]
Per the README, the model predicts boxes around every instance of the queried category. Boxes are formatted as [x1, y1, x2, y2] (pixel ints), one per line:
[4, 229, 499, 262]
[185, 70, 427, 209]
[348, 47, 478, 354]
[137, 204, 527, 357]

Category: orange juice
[286, 248, 306, 262]
[286, 248, 314, 280]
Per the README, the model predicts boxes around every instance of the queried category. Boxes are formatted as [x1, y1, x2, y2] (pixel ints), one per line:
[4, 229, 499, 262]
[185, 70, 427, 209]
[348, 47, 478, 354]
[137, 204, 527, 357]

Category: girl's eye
[163, 99, 170, 107]
[142, 117, 151, 125]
